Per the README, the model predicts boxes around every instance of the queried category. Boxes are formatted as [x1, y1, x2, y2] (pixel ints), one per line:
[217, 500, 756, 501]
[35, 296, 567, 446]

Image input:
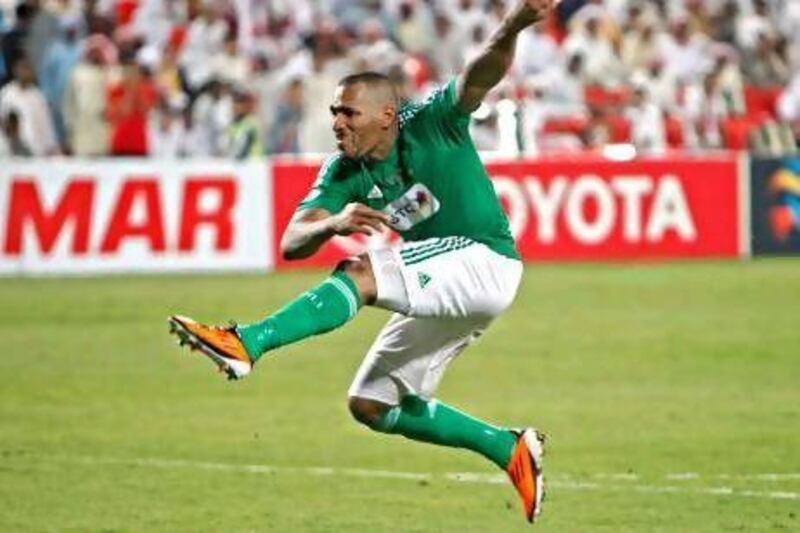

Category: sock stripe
[327, 276, 358, 319]
[327, 278, 357, 319]
[373, 405, 401, 432]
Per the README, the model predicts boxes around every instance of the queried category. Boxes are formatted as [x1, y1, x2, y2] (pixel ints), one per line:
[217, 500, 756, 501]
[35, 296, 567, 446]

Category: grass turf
[0, 259, 798, 531]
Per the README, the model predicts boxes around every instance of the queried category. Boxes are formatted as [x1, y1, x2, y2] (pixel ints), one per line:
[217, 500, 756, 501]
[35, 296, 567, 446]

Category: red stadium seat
[542, 116, 589, 136]
[744, 85, 782, 118]
[721, 116, 762, 150]
[116, 0, 139, 26]
[606, 115, 631, 143]
[584, 86, 629, 110]
[665, 115, 684, 148]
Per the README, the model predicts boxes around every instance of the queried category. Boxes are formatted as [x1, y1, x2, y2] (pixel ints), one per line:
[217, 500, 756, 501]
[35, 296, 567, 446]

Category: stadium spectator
[514, 22, 561, 78]
[778, 73, 800, 121]
[777, 73, 800, 147]
[38, 14, 81, 149]
[24, 0, 58, 75]
[562, 7, 625, 87]
[147, 93, 186, 158]
[106, 57, 157, 156]
[208, 30, 249, 86]
[741, 30, 790, 87]
[0, 56, 58, 155]
[736, 0, 775, 51]
[62, 34, 113, 156]
[191, 77, 232, 156]
[393, 0, 435, 56]
[625, 76, 666, 154]
[710, 0, 739, 45]
[780, 1, 800, 70]
[685, 0, 713, 37]
[682, 69, 730, 149]
[350, 18, 403, 73]
[249, 52, 281, 150]
[469, 102, 500, 152]
[0, 109, 32, 155]
[180, 0, 228, 92]
[484, 0, 510, 35]
[330, 0, 389, 35]
[710, 45, 745, 116]
[638, 57, 677, 113]
[150, 40, 184, 101]
[131, 0, 186, 51]
[462, 22, 489, 73]
[178, 101, 208, 158]
[1, 0, 799, 156]
[545, 51, 586, 117]
[82, 0, 114, 37]
[267, 77, 303, 155]
[620, 18, 663, 74]
[223, 87, 262, 159]
[1, 2, 34, 85]
[429, 11, 464, 80]
[519, 78, 547, 155]
[441, 0, 484, 38]
[661, 15, 714, 84]
[298, 22, 352, 153]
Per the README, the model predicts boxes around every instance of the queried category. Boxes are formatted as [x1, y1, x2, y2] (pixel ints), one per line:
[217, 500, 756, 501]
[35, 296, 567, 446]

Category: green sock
[373, 395, 516, 470]
[236, 271, 361, 361]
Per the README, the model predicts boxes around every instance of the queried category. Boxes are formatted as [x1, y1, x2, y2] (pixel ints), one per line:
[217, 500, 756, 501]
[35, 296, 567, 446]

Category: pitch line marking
[25, 455, 800, 502]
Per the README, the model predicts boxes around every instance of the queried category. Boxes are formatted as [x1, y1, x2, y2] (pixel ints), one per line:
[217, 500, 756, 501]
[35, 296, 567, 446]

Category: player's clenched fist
[331, 202, 389, 236]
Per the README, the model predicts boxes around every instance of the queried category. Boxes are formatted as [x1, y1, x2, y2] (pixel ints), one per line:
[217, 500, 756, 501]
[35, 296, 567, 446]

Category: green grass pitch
[1, 259, 798, 531]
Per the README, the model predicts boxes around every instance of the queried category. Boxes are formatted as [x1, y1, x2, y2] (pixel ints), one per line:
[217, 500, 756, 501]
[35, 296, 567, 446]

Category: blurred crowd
[1, 0, 800, 159]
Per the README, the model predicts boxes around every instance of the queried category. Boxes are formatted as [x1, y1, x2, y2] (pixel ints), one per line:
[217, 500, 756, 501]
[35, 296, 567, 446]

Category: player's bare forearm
[280, 204, 389, 261]
[456, 0, 553, 112]
[280, 209, 338, 260]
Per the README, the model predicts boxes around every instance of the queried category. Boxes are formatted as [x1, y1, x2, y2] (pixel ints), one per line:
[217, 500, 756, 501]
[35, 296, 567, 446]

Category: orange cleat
[506, 428, 546, 523]
[167, 315, 253, 380]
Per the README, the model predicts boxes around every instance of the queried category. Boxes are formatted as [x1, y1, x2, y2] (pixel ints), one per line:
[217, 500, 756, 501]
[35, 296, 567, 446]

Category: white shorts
[347, 236, 522, 405]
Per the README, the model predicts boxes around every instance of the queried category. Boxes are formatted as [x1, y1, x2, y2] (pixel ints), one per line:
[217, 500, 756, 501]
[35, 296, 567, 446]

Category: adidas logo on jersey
[418, 272, 432, 289]
[367, 185, 383, 199]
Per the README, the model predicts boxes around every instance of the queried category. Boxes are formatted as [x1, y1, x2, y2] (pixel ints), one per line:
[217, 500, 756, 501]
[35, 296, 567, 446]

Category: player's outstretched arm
[280, 204, 389, 260]
[456, 0, 555, 113]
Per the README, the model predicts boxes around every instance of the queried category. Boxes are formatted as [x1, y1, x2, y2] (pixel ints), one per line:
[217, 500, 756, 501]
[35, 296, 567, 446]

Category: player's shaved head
[338, 71, 398, 107]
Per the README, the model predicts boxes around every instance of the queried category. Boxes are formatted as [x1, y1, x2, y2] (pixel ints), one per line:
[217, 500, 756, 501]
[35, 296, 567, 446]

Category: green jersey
[298, 79, 519, 260]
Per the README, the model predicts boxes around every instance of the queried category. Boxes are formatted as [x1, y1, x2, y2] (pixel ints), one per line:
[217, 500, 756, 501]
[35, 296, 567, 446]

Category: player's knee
[335, 255, 377, 304]
[348, 396, 390, 429]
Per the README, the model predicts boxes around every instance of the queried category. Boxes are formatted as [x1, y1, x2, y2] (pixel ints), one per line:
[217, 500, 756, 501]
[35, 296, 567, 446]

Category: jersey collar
[359, 142, 401, 186]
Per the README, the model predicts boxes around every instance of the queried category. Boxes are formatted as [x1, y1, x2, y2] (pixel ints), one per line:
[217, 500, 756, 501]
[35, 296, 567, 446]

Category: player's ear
[380, 104, 397, 129]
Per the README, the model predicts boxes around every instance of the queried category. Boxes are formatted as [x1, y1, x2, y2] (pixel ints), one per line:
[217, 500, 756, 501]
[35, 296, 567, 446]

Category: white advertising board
[0, 160, 273, 275]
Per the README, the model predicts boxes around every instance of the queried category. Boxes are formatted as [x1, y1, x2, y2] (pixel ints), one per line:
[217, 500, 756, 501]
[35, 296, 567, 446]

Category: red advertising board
[272, 155, 741, 268]
[488, 156, 740, 260]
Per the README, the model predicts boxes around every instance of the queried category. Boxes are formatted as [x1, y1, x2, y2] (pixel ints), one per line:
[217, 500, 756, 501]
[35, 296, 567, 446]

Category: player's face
[330, 83, 386, 159]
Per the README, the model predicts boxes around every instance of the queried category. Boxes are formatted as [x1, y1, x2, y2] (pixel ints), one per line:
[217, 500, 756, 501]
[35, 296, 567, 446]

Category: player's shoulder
[316, 152, 360, 183]
[398, 80, 457, 130]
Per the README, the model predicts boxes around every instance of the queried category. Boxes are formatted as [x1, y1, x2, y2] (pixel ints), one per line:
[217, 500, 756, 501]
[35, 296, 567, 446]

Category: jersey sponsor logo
[383, 184, 441, 231]
[367, 185, 383, 199]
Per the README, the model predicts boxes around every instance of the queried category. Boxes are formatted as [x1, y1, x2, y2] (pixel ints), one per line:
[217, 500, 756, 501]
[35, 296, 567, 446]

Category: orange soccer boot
[506, 428, 546, 523]
[167, 315, 253, 380]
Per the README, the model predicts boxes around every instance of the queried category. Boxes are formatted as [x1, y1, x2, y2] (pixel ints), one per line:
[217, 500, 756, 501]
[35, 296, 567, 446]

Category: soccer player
[169, 0, 554, 523]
